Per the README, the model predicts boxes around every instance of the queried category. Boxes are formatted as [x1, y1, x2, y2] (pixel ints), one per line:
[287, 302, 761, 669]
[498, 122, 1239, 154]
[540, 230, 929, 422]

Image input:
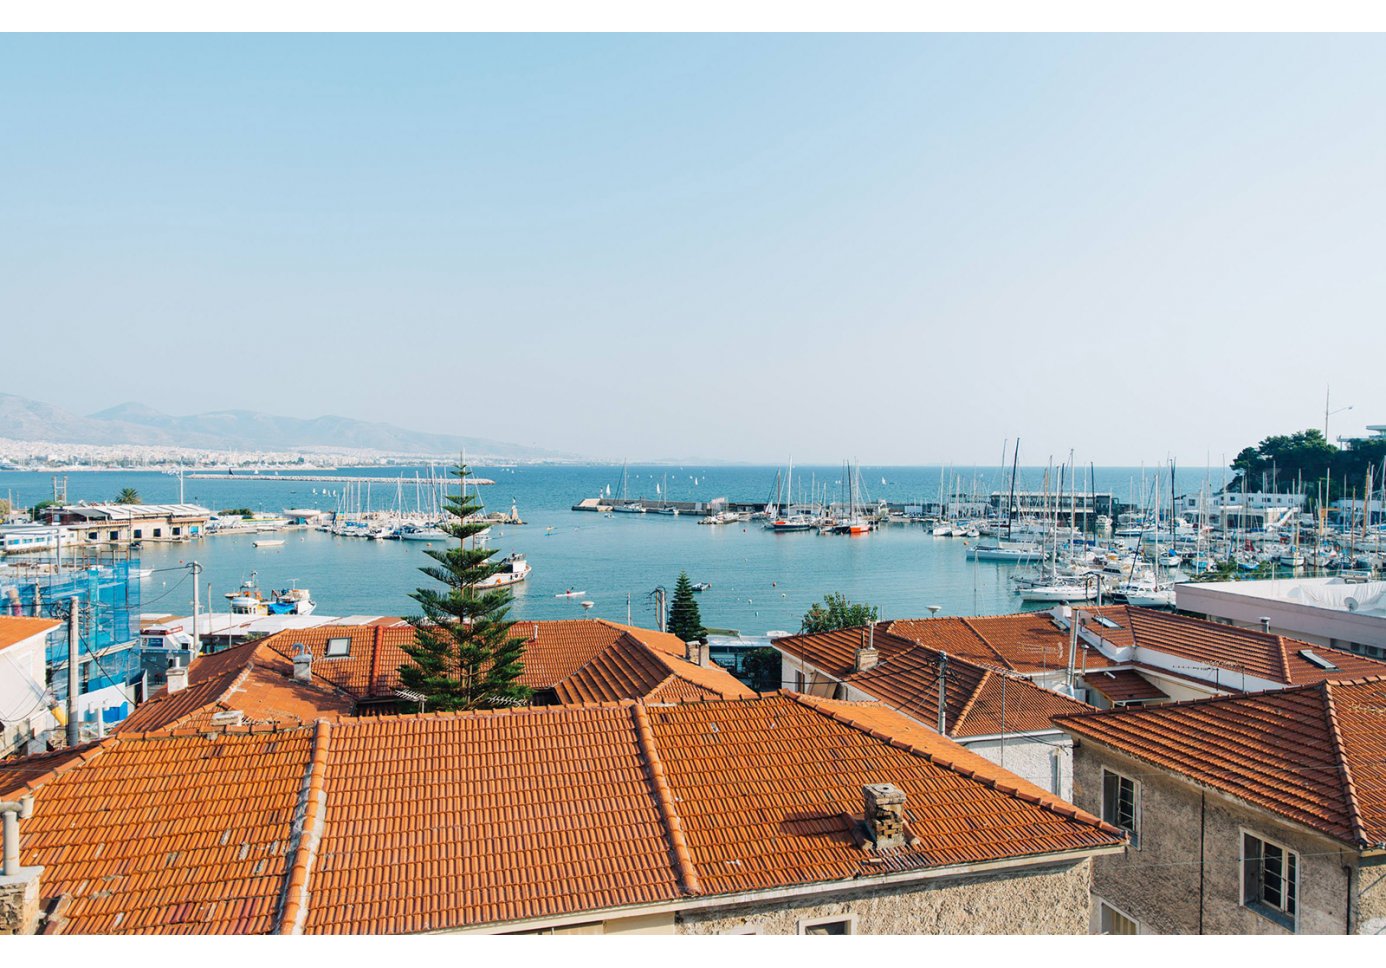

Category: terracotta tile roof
[887, 610, 1127, 675]
[118, 642, 265, 733]
[645, 694, 1122, 897]
[1121, 608, 1386, 686]
[0, 743, 101, 799]
[1056, 676, 1386, 848]
[301, 705, 687, 934]
[1084, 669, 1168, 705]
[845, 645, 1093, 738]
[2, 728, 315, 934]
[552, 632, 754, 705]
[772, 625, 920, 679]
[4, 694, 1123, 934]
[119, 638, 362, 734]
[262, 625, 410, 698]
[0, 616, 61, 652]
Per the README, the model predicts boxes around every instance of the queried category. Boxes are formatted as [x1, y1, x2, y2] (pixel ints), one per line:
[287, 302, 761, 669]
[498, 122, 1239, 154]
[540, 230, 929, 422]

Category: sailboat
[768, 459, 815, 532]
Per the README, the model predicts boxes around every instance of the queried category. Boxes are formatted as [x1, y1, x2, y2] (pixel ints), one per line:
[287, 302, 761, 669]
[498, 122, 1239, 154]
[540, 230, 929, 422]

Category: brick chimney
[685, 640, 709, 667]
[854, 626, 879, 672]
[0, 794, 42, 935]
[165, 665, 188, 693]
[293, 651, 313, 682]
[862, 783, 906, 849]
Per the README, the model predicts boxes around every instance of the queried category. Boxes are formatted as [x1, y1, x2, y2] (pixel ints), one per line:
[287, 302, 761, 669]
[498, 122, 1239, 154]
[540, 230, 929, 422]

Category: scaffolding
[1, 550, 144, 700]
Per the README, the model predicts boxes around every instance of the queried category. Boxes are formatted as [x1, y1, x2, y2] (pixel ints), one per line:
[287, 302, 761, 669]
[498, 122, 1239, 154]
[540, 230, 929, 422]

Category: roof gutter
[428, 843, 1123, 935]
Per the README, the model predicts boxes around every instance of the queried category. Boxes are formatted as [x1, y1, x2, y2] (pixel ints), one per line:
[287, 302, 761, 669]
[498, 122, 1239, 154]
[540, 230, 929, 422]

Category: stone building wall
[1073, 742, 1355, 934]
[676, 860, 1092, 935]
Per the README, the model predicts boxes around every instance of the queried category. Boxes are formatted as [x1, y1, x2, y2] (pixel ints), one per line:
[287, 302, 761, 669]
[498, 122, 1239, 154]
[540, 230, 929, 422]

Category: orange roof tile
[772, 625, 920, 679]
[643, 694, 1121, 897]
[1084, 669, 1168, 705]
[118, 642, 264, 733]
[1121, 608, 1386, 686]
[3, 729, 315, 934]
[888, 608, 1133, 676]
[0, 616, 61, 652]
[3, 693, 1123, 934]
[845, 645, 1093, 738]
[1057, 676, 1386, 848]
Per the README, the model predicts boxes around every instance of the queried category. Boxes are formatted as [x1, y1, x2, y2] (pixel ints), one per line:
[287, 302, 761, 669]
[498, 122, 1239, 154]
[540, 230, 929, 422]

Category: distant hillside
[0, 394, 574, 460]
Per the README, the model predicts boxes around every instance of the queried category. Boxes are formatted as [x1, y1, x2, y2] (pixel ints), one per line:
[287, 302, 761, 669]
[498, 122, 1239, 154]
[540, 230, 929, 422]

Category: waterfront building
[0, 524, 65, 556]
[1176, 491, 1306, 531]
[1056, 678, 1386, 934]
[0, 692, 1123, 935]
[0, 617, 62, 757]
[1177, 576, 1386, 659]
[40, 503, 210, 545]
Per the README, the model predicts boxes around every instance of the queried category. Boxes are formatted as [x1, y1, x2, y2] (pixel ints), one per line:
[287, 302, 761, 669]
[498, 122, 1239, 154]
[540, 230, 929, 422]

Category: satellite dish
[1346, 597, 1360, 612]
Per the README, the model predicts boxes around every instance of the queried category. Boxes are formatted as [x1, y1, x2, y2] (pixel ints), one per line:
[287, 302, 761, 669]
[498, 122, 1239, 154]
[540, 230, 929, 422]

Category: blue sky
[1, 34, 1382, 464]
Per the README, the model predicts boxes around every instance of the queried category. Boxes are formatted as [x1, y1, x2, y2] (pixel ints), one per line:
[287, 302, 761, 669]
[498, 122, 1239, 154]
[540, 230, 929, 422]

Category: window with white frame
[1242, 832, 1297, 930]
[797, 914, 855, 935]
[1098, 901, 1138, 935]
[325, 637, 352, 657]
[1102, 768, 1141, 847]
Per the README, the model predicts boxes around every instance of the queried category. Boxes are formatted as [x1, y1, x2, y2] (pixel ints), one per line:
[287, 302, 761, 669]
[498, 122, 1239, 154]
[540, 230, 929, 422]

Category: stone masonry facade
[676, 860, 1093, 935]
[1073, 742, 1369, 934]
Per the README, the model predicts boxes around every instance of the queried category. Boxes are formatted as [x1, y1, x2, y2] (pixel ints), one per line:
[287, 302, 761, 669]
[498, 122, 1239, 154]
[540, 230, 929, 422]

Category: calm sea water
[0, 464, 1225, 635]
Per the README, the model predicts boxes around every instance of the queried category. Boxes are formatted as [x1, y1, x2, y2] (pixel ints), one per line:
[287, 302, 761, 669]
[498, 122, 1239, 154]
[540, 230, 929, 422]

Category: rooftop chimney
[0, 794, 42, 934]
[293, 651, 314, 682]
[862, 783, 906, 850]
[685, 640, 709, 668]
[1259, 617, 1271, 633]
[855, 644, 879, 673]
[165, 666, 188, 694]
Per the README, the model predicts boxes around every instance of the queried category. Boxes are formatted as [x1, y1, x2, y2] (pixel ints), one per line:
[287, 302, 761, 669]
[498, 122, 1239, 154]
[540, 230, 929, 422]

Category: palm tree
[114, 487, 141, 505]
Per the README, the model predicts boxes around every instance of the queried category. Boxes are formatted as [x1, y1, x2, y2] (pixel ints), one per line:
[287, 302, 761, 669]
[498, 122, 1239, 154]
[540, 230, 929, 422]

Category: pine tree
[667, 571, 705, 643]
[398, 460, 531, 711]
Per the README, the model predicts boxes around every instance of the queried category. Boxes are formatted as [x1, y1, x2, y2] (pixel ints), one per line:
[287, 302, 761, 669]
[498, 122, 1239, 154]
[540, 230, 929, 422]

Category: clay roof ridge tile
[957, 617, 1015, 671]
[368, 625, 386, 696]
[1275, 636, 1295, 685]
[629, 702, 701, 897]
[1321, 682, 1370, 848]
[950, 669, 989, 737]
[277, 719, 331, 935]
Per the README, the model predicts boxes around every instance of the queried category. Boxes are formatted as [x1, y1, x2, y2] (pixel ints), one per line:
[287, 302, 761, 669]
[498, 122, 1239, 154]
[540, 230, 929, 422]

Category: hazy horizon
[2, 34, 1382, 464]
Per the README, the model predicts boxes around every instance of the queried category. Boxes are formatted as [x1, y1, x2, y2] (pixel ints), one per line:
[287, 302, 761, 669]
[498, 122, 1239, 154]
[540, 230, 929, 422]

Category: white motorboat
[398, 525, 448, 541]
[612, 503, 647, 514]
[474, 553, 531, 589]
[253, 539, 285, 548]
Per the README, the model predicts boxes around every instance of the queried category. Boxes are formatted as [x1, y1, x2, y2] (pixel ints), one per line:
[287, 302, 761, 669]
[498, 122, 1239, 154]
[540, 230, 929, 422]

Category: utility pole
[66, 596, 80, 747]
[190, 561, 202, 658]
[936, 651, 948, 735]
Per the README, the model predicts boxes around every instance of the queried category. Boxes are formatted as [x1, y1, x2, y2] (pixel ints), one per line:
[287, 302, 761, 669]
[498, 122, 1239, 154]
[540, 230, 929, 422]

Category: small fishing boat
[253, 539, 285, 548]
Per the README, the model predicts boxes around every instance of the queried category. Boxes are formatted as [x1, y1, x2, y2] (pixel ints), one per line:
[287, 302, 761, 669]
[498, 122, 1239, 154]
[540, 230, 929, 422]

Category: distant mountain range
[0, 394, 575, 460]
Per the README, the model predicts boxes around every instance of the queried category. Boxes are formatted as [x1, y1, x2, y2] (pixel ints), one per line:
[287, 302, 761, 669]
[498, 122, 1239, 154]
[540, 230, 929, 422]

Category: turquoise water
[1, 464, 1223, 634]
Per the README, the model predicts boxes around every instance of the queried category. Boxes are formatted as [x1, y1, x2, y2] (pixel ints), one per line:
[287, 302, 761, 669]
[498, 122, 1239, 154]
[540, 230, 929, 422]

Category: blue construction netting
[1, 553, 143, 699]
